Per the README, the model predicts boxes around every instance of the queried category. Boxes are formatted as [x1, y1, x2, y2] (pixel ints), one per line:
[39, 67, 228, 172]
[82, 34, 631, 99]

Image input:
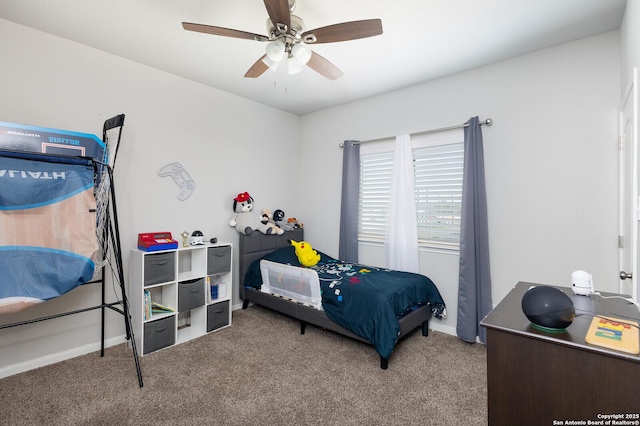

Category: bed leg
[300, 322, 307, 335]
[380, 357, 389, 370]
[422, 320, 429, 337]
[242, 299, 249, 309]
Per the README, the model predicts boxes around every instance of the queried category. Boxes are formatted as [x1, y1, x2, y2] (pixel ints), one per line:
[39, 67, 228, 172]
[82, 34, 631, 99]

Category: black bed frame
[238, 228, 431, 369]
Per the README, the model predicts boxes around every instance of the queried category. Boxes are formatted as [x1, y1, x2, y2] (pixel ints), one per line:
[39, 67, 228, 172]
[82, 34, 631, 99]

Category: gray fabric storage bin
[143, 316, 175, 354]
[143, 252, 175, 286]
[178, 278, 205, 312]
[207, 246, 231, 275]
[207, 300, 229, 332]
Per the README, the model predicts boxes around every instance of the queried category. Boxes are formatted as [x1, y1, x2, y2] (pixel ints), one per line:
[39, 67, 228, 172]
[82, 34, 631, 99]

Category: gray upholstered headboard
[238, 228, 303, 300]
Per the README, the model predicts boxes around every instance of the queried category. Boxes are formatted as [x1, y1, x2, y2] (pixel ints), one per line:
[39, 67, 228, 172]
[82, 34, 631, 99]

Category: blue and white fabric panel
[0, 154, 98, 314]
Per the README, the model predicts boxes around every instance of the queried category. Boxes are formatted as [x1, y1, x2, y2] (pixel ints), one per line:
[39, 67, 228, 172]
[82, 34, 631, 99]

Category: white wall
[298, 31, 621, 336]
[0, 18, 301, 377]
[621, 0, 640, 91]
[0, 16, 626, 376]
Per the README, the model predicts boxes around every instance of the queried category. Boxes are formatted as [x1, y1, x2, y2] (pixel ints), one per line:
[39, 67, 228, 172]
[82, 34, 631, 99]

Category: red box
[138, 232, 178, 251]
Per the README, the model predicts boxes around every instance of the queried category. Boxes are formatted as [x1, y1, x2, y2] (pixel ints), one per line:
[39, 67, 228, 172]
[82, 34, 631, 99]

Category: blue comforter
[244, 247, 446, 360]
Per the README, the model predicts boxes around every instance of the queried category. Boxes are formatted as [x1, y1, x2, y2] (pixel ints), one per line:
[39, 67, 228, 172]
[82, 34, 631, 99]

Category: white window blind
[358, 150, 393, 241]
[414, 142, 464, 250]
[358, 131, 464, 251]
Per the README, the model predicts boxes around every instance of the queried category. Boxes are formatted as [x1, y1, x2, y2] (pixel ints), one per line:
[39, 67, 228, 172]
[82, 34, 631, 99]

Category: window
[358, 130, 464, 251]
[358, 150, 393, 241]
[413, 142, 464, 249]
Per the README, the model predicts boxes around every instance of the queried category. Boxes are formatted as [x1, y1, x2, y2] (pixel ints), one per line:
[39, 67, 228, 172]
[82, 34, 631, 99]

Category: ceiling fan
[182, 0, 383, 80]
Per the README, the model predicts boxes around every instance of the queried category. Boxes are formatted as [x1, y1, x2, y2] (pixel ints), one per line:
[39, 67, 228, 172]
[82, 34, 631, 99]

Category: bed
[239, 228, 446, 369]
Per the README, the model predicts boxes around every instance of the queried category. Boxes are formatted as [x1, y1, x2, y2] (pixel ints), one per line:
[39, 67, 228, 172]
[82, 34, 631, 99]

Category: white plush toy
[229, 192, 284, 236]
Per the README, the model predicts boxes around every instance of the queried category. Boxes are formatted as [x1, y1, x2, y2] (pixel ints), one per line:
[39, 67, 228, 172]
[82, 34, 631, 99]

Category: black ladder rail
[106, 164, 143, 387]
[0, 301, 126, 330]
[101, 113, 142, 387]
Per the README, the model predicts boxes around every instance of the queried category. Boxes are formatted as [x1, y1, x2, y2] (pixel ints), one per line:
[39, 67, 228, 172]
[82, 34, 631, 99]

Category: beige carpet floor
[0, 305, 487, 425]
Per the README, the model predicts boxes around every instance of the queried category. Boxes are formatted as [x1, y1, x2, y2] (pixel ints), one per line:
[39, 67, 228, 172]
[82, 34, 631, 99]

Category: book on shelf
[144, 290, 151, 320]
[151, 300, 175, 313]
[144, 291, 174, 318]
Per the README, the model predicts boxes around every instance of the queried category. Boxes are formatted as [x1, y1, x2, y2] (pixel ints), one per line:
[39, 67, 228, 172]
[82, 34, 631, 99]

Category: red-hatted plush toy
[229, 192, 283, 236]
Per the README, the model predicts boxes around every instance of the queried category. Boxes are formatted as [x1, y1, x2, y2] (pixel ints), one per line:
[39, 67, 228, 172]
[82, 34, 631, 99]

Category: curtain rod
[339, 118, 493, 147]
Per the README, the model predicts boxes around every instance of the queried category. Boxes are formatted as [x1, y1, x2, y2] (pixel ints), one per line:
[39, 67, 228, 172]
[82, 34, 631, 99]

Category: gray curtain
[457, 117, 492, 344]
[339, 140, 360, 263]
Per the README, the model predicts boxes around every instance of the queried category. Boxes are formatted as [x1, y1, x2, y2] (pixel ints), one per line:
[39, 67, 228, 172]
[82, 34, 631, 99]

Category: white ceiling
[0, 0, 627, 116]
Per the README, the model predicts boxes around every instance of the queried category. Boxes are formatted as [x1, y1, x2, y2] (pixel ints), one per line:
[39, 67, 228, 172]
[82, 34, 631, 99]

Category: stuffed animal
[229, 192, 284, 236]
[273, 209, 295, 231]
[289, 239, 320, 267]
[261, 209, 275, 225]
[287, 217, 303, 229]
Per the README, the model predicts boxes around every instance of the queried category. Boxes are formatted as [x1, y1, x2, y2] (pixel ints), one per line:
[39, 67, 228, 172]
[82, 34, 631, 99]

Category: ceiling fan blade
[302, 19, 383, 44]
[245, 55, 270, 78]
[263, 0, 291, 32]
[306, 51, 343, 81]
[182, 22, 269, 42]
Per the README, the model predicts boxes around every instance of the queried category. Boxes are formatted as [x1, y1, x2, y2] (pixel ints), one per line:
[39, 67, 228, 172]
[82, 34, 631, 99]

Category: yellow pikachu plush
[289, 239, 320, 267]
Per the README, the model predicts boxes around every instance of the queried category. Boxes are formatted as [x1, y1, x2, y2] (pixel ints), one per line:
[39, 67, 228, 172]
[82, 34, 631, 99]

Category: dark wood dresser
[480, 281, 640, 425]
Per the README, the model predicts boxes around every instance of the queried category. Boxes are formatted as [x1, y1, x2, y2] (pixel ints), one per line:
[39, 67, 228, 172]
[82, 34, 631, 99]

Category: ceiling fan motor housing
[267, 14, 307, 49]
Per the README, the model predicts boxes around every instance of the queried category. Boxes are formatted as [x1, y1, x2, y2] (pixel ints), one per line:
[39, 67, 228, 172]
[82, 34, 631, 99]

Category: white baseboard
[0, 335, 127, 379]
[428, 322, 457, 336]
[429, 323, 485, 344]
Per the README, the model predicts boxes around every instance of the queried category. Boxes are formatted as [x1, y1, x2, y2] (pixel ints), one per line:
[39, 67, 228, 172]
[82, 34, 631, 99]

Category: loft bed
[0, 116, 143, 388]
[238, 228, 446, 369]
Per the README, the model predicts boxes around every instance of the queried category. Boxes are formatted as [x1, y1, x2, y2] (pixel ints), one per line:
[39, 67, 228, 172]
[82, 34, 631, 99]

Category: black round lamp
[521, 285, 575, 331]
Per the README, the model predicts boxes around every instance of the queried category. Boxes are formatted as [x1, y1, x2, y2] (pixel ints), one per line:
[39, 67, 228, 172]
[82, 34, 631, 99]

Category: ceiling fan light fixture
[291, 43, 311, 65]
[265, 40, 285, 62]
[286, 55, 304, 74]
[183, 1, 383, 81]
[261, 55, 279, 72]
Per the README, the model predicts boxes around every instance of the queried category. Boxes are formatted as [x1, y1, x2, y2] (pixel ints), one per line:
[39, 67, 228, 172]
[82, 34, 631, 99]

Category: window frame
[357, 129, 464, 252]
